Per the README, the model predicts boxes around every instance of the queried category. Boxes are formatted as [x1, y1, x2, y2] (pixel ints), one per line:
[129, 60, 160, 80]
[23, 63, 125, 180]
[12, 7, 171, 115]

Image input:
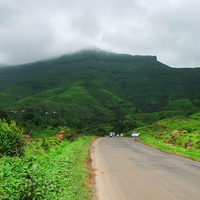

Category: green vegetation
[1, 49, 200, 200]
[0, 49, 200, 130]
[0, 135, 93, 200]
[0, 119, 25, 157]
[137, 114, 200, 161]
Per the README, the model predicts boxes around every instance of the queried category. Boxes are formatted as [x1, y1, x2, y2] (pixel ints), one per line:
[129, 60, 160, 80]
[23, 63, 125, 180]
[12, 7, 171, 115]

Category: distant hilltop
[59, 48, 158, 64]
[130, 55, 157, 62]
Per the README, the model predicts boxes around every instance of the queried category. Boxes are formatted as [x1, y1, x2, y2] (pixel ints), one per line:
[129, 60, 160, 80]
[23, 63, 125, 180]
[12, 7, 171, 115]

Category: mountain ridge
[0, 49, 200, 125]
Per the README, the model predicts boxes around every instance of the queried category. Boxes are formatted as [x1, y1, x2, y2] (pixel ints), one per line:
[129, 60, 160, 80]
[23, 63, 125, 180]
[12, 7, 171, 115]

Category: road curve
[91, 137, 200, 200]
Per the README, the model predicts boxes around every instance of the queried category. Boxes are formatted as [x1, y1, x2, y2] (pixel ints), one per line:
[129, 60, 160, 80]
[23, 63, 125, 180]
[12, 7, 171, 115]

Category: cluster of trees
[0, 109, 8, 121]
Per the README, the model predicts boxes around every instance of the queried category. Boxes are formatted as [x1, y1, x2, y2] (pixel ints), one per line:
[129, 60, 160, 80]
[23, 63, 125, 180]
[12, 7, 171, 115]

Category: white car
[131, 131, 140, 137]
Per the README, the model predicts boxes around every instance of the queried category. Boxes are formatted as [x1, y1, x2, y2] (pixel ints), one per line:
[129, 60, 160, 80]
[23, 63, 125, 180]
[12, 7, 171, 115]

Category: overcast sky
[0, 0, 200, 67]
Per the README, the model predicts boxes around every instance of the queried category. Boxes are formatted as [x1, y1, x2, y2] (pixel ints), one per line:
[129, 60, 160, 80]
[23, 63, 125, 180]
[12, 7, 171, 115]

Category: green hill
[0, 49, 200, 129]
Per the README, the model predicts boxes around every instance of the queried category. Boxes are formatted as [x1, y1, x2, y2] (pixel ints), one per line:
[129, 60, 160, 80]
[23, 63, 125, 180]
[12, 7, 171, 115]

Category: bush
[0, 119, 25, 157]
[56, 126, 78, 142]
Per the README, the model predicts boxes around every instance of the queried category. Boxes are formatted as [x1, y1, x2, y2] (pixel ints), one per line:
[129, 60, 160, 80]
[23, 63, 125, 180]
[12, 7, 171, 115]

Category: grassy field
[137, 113, 200, 162]
[0, 136, 93, 200]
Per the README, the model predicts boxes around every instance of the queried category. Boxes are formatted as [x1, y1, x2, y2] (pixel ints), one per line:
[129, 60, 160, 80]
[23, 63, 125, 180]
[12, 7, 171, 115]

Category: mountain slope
[0, 49, 200, 122]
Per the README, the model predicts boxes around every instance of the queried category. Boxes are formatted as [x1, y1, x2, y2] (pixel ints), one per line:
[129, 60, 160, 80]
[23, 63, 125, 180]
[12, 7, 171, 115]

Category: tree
[113, 121, 126, 133]
[24, 113, 35, 122]
[0, 109, 8, 120]
[96, 127, 107, 136]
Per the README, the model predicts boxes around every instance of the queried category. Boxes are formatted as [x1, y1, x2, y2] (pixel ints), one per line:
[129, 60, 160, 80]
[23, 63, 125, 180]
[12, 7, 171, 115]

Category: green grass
[137, 116, 200, 162]
[0, 136, 93, 200]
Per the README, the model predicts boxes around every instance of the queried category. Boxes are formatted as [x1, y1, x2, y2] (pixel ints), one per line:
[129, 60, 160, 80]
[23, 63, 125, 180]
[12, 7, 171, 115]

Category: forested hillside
[0, 49, 200, 130]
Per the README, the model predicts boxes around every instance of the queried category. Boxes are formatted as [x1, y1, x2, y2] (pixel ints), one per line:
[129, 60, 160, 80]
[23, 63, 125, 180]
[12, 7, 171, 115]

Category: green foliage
[56, 126, 78, 142]
[0, 109, 7, 120]
[96, 127, 107, 136]
[0, 136, 93, 200]
[0, 119, 25, 157]
[137, 116, 200, 161]
[40, 135, 52, 150]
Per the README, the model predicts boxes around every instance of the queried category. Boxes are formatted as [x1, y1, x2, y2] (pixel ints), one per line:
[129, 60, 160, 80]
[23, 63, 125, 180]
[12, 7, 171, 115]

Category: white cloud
[0, 0, 200, 67]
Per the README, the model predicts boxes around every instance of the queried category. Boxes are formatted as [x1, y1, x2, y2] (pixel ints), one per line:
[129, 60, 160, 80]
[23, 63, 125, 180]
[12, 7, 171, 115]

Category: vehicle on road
[110, 132, 115, 137]
[131, 131, 140, 137]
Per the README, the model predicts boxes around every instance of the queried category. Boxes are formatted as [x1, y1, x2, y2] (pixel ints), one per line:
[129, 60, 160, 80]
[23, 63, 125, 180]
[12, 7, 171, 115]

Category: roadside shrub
[0, 119, 25, 157]
[41, 135, 51, 150]
[65, 128, 78, 141]
[56, 126, 78, 142]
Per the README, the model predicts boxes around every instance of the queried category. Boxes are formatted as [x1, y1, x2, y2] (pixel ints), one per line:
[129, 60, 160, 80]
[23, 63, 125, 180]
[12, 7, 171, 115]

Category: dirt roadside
[87, 137, 98, 200]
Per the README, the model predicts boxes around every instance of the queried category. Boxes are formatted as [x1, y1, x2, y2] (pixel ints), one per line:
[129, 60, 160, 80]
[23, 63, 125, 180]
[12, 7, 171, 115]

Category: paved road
[91, 137, 200, 200]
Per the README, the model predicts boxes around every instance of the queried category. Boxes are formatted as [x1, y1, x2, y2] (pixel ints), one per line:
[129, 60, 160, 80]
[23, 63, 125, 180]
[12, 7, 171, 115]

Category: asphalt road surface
[91, 137, 200, 200]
